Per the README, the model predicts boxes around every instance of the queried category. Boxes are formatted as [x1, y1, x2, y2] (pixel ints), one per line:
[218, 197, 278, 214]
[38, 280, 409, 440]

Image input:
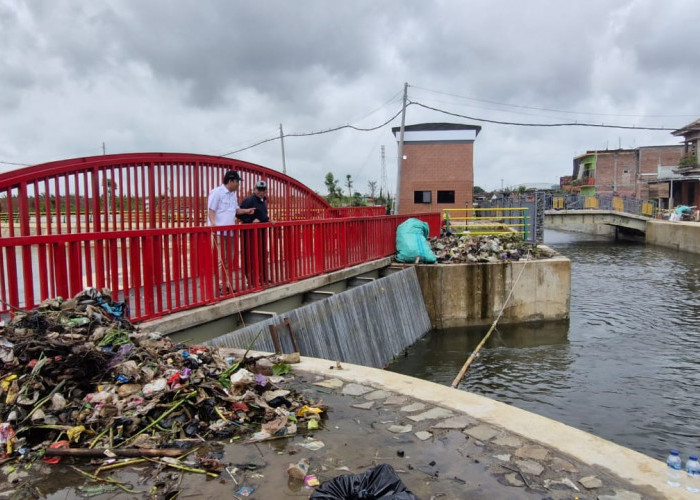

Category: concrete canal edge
[646, 219, 700, 254]
[415, 255, 571, 329]
[287, 354, 677, 499]
[141, 254, 686, 496]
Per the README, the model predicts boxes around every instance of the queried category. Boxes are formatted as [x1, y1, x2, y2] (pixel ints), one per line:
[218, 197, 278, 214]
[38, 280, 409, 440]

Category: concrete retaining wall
[415, 256, 571, 329]
[646, 220, 700, 254]
[207, 267, 431, 368]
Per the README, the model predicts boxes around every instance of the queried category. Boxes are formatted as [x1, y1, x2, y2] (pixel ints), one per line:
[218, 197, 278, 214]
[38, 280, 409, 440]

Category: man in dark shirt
[238, 181, 271, 286]
[238, 181, 269, 224]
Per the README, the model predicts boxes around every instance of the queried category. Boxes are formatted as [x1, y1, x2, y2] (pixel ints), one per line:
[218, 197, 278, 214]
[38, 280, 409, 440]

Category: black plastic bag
[310, 463, 419, 500]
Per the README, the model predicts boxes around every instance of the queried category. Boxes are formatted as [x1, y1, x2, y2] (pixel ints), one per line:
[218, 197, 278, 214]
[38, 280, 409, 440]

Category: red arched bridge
[0, 153, 439, 322]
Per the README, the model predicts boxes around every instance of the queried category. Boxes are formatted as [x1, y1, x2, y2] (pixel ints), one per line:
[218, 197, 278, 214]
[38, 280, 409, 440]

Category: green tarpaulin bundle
[395, 218, 437, 263]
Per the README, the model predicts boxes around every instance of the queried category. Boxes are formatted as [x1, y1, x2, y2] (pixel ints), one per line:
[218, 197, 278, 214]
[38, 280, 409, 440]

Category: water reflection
[388, 229, 700, 460]
[389, 322, 573, 408]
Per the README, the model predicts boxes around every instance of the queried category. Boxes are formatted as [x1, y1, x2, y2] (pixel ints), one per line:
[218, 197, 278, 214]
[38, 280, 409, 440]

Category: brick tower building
[392, 123, 481, 214]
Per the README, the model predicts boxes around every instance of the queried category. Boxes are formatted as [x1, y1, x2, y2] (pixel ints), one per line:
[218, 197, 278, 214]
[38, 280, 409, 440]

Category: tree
[345, 174, 353, 198]
[324, 172, 339, 198]
[473, 186, 485, 194]
[367, 180, 377, 198]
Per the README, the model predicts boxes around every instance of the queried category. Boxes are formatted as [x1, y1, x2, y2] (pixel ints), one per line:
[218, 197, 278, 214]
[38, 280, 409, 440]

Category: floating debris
[0, 287, 325, 494]
[427, 233, 557, 264]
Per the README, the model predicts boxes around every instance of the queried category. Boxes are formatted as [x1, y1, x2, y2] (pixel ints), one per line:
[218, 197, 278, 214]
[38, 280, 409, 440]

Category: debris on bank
[0, 288, 325, 494]
[429, 233, 557, 264]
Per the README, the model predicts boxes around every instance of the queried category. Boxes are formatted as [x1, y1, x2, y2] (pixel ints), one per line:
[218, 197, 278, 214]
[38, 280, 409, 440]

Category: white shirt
[207, 184, 239, 227]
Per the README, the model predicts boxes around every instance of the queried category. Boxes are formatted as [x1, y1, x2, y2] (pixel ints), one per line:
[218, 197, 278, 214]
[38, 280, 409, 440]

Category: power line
[220, 83, 681, 159]
[0, 160, 31, 166]
[408, 100, 678, 131]
[220, 106, 405, 157]
[346, 88, 404, 124]
[410, 84, 698, 119]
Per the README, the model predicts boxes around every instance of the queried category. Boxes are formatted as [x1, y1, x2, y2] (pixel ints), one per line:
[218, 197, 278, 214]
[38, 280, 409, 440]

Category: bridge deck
[545, 209, 649, 232]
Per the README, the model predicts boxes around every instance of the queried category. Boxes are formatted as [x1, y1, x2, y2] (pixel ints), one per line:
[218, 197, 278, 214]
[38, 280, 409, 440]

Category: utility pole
[395, 82, 408, 214]
[380, 145, 387, 198]
[279, 124, 287, 175]
[102, 142, 106, 155]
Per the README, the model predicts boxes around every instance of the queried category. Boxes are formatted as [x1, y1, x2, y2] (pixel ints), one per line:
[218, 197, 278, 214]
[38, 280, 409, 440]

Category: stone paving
[3, 367, 665, 499]
[303, 373, 660, 499]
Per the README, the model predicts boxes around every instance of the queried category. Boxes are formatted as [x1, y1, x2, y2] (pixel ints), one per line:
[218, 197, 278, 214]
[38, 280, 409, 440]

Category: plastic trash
[667, 450, 683, 488]
[236, 486, 255, 497]
[0, 338, 15, 363]
[142, 378, 167, 397]
[230, 368, 255, 386]
[297, 405, 323, 418]
[310, 463, 418, 500]
[395, 218, 437, 264]
[41, 440, 70, 464]
[0, 423, 16, 456]
[298, 438, 325, 451]
[287, 458, 310, 479]
[305, 474, 320, 487]
[686, 455, 700, 493]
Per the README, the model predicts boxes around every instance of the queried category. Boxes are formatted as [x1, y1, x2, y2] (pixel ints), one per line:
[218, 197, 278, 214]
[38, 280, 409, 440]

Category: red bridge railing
[0, 214, 440, 322]
[0, 153, 439, 322]
[0, 153, 385, 237]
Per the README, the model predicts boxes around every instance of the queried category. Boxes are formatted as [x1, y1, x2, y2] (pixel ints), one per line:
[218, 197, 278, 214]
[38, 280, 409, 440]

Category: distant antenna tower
[380, 145, 387, 194]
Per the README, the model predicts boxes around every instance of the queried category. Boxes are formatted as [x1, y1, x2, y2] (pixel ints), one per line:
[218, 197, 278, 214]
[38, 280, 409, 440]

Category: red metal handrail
[0, 153, 439, 322]
[0, 153, 337, 237]
[0, 213, 441, 322]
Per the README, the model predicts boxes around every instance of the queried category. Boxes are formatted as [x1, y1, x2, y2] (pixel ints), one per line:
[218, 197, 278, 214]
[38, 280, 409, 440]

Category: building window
[437, 190, 455, 203]
[414, 191, 431, 204]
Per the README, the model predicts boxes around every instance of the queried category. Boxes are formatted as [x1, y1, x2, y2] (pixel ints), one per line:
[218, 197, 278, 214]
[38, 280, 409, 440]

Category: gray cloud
[1, 0, 698, 192]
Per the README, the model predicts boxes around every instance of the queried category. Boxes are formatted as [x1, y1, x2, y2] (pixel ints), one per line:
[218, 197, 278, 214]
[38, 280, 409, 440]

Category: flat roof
[391, 122, 481, 136]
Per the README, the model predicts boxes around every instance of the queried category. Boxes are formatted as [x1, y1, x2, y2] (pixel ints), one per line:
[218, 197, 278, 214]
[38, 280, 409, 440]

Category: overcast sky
[1, 0, 699, 194]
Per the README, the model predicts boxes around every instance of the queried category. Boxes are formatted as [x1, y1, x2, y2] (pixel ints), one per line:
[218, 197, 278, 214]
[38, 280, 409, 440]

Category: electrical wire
[408, 100, 678, 131]
[219, 84, 682, 158]
[410, 84, 698, 119]
[219, 105, 405, 157]
[0, 160, 31, 166]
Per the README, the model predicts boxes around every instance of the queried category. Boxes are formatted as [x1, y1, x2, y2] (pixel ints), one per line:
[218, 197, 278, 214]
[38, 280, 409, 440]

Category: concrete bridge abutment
[414, 256, 571, 329]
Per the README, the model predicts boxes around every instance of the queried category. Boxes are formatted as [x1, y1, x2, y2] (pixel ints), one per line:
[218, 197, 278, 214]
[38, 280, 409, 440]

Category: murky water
[388, 229, 700, 461]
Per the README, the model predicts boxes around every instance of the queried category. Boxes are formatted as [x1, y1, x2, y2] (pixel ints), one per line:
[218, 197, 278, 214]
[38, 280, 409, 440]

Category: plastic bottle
[667, 450, 683, 488]
[686, 455, 700, 493]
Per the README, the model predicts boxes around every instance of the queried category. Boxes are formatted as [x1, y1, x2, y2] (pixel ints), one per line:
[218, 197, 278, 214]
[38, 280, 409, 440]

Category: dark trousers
[242, 227, 267, 288]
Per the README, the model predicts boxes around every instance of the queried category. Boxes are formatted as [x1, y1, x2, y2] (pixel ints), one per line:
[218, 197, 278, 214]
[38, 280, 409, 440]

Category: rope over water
[450, 250, 532, 388]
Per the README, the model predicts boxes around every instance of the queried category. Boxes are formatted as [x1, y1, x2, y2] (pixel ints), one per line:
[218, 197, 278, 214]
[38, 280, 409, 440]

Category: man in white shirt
[207, 170, 254, 293]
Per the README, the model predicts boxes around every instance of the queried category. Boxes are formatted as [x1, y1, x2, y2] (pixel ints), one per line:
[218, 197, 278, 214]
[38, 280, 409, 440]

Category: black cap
[224, 170, 241, 183]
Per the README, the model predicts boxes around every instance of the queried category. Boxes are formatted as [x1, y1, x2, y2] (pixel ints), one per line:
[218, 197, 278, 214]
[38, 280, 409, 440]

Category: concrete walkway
[273, 353, 688, 499]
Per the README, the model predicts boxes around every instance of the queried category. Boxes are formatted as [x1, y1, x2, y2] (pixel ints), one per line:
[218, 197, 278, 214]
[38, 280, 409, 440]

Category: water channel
[388, 229, 700, 462]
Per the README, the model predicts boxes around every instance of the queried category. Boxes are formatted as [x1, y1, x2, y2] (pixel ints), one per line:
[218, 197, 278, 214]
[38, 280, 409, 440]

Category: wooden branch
[45, 448, 184, 458]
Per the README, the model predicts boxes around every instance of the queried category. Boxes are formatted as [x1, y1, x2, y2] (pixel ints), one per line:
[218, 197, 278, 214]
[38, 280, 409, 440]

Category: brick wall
[637, 145, 684, 198]
[578, 146, 684, 200]
[591, 150, 637, 197]
[398, 142, 474, 214]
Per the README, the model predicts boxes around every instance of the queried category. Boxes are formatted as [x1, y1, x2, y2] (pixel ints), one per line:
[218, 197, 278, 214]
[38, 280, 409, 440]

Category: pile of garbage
[429, 233, 557, 264]
[0, 288, 325, 471]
